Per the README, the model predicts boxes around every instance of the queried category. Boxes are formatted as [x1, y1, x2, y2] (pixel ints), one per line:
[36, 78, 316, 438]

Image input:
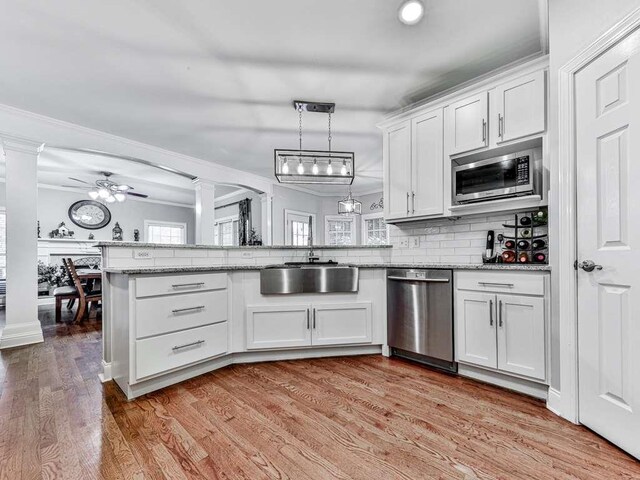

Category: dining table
[76, 268, 102, 294]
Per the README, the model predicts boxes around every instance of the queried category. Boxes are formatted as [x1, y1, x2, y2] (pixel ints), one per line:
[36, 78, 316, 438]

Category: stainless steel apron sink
[260, 264, 359, 294]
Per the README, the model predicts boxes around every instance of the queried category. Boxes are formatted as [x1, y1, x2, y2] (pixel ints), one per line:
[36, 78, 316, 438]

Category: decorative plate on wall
[68, 200, 111, 230]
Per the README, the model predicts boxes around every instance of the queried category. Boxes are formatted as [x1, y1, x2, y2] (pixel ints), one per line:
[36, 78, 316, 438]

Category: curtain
[238, 198, 251, 246]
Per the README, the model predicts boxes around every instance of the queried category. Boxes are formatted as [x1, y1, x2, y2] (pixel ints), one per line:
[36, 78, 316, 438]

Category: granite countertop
[105, 263, 551, 275]
[96, 241, 392, 250]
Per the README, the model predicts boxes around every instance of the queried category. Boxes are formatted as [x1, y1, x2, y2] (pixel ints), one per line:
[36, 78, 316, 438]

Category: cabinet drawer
[455, 271, 545, 296]
[135, 273, 227, 298]
[135, 290, 227, 339]
[135, 322, 228, 380]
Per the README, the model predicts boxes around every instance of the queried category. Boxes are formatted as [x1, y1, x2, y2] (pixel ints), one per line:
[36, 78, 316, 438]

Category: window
[144, 220, 186, 245]
[284, 210, 316, 246]
[214, 215, 239, 246]
[325, 215, 355, 246]
[361, 212, 389, 246]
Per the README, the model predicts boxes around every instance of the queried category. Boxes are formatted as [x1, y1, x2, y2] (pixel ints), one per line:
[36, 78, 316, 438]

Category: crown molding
[0, 133, 44, 156]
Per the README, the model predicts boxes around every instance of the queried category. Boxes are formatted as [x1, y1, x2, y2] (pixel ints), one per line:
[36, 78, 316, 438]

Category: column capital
[1, 134, 44, 156]
[192, 178, 217, 189]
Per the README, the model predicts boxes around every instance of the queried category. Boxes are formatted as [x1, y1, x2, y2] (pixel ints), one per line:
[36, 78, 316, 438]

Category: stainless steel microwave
[453, 150, 536, 204]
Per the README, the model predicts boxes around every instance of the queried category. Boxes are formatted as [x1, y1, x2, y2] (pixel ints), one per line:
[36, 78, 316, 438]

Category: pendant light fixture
[274, 101, 355, 185]
[338, 186, 362, 215]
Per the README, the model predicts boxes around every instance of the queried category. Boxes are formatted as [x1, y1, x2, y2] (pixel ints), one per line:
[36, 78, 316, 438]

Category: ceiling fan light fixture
[105, 195, 116, 203]
[114, 192, 126, 202]
[399, 0, 424, 25]
[98, 187, 110, 199]
[88, 190, 100, 200]
[116, 185, 131, 191]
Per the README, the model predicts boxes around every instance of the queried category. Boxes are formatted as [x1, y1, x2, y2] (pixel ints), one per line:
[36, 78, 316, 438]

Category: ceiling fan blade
[61, 185, 91, 189]
[127, 192, 149, 198]
[68, 177, 92, 185]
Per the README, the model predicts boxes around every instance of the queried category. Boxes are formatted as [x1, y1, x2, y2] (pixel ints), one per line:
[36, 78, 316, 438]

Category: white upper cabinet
[494, 70, 545, 144]
[383, 120, 412, 220]
[411, 109, 444, 217]
[383, 110, 444, 222]
[445, 92, 488, 155]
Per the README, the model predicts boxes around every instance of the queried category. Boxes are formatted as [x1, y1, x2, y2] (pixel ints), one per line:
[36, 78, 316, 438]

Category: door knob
[578, 260, 603, 272]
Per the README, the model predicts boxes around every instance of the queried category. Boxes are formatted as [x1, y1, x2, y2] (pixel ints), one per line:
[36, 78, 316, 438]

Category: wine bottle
[518, 252, 529, 263]
[532, 239, 546, 250]
[504, 239, 516, 249]
[533, 252, 546, 263]
[517, 240, 530, 250]
[519, 216, 532, 226]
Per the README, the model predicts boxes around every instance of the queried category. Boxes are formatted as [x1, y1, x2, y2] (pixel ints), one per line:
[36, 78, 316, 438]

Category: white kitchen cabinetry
[383, 121, 412, 219]
[312, 303, 372, 346]
[495, 70, 545, 144]
[496, 294, 546, 380]
[455, 291, 497, 369]
[246, 304, 312, 350]
[445, 92, 488, 155]
[383, 109, 444, 222]
[454, 271, 549, 390]
[246, 302, 373, 350]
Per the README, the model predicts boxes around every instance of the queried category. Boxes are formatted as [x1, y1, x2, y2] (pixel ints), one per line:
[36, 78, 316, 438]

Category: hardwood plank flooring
[0, 319, 639, 479]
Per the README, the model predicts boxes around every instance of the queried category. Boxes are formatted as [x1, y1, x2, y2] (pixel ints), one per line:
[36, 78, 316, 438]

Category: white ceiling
[0, 1, 545, 195]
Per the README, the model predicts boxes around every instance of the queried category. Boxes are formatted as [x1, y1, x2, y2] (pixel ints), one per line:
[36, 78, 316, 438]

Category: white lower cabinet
[496, 294, 545, 380]
[455, 271, 548, 384]
[455, 291, 497, 369]
[246, 304, 312, 350]
[246, 302, 373, 350]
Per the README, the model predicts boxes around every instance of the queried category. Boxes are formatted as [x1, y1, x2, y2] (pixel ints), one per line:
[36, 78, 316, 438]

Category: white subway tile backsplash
[440, 240, 471, 248]
[426, 233, 455, 241]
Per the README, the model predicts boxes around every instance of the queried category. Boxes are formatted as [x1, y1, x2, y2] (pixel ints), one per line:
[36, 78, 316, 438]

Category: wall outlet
[409, 236, 421, 248]
[134, 249, 153, 259]
[398, 238, 409, 248]
[241, 251, 254, 259]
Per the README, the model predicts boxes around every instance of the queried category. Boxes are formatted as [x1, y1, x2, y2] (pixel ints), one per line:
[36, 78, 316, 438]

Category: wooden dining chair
[66, 258, 102, 322]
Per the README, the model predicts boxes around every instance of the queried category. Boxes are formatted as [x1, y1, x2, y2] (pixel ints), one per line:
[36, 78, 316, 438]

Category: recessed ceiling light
[398, 0, 425, 25]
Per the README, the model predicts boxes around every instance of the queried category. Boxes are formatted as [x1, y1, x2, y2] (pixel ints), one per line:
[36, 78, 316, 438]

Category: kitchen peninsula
[99, 242, 550, 400]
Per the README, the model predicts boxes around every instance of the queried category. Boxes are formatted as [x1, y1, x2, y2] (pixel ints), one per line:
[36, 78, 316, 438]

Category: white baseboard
[98, 360, 112, 382]
[0, 321, 44, 349]
[382, 345, 391, 357]
[546, 387, 562, 416]
[458, 363, 548, 400]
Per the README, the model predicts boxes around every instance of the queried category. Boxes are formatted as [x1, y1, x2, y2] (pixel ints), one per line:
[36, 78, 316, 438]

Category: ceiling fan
[65, 171, 149, 203]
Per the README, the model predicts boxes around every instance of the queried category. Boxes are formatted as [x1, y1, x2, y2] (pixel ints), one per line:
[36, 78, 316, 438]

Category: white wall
[547, 0, 639, 391]
[272, 185, 325, 245]
[0, 184, 195, 243]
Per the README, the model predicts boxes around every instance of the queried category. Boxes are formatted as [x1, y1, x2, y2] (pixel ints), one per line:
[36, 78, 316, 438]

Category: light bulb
[399, 0, 424, 25]
[98, 187, 110, 199]
[341, 160, 347, 176]
[297, 160, 304, 174]
[312, 160, 319, 175]
[282, 159, 289, 174]
[327, 161, 333, 175]
[105, 195, 116, 203]
[88, 190, 99, 200]
[114, 192, 126, 202]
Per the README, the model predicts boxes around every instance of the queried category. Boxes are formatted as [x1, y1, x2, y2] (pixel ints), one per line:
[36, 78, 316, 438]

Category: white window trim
[324, 215, 356, 246]
[284, 209, 316, 245]
[214, 214, 239, 246]
[361, 212, 389, 246]
[143, 219, 187, 244]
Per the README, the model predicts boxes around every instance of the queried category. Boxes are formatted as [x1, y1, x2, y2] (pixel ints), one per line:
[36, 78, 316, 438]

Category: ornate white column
[0, 135, 44, 349]
[193, 179, 216, 245]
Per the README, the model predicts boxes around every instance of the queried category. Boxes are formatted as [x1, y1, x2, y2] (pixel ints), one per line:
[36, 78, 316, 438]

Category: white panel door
[495, 70, 545, 143]
[455, 291, 497, 368]
[411, 109, 444, 217]
[246, 304, 312, 350]
[383, 121, 412, 220]
[496, 294, 545, 381]
[446, 92, 488, 155]
[575, 27, 640, 459]
[311, 302, 372, 346]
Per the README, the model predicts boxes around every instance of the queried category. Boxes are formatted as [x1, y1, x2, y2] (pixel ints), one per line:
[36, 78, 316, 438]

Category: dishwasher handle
[387, 276, 450, 283]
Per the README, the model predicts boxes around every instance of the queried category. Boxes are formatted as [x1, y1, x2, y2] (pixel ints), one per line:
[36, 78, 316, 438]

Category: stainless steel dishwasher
[387, 269, 456, 373]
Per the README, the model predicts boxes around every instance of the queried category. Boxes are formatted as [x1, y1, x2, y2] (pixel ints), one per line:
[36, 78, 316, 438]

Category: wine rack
[499, 209, 548, 264]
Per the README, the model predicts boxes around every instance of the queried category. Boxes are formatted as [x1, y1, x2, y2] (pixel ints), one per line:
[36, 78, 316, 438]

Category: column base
[0, 321, 43, 349]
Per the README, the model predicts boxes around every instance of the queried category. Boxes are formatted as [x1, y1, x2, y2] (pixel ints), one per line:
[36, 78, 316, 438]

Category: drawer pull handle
[172, 340, 205, 351]
[171, 282, 205, 288]
[477, 282, 515, 288]
[172, 305, 205, 314]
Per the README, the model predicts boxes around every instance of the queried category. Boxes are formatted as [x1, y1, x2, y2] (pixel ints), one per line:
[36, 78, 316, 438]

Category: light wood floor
[1, 321, 639, 479]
